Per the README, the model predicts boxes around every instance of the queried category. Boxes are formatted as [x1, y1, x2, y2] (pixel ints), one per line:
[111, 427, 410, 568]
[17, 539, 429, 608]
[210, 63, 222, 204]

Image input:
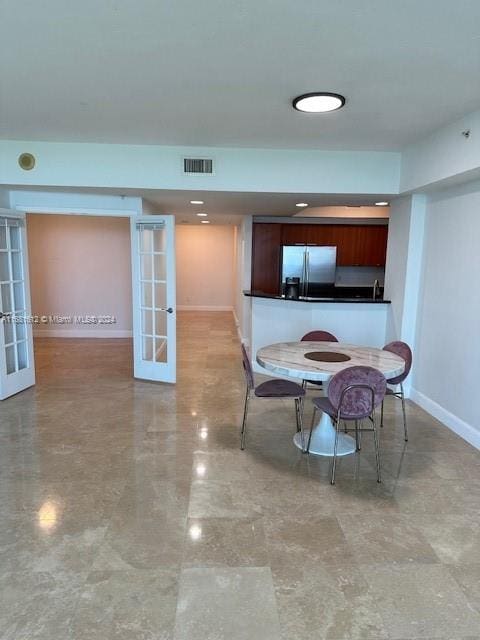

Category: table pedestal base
[293, 410, 356, 457]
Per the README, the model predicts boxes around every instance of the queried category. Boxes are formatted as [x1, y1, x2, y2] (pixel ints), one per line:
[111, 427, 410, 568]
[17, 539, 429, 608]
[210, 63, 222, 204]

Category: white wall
[233, 216, 252, 345]
[251, 297, 388, 374]
[384, 195, 426, 361]
[176, 224, 235, 310]
[0, 140, 401, 195]
[27, 214, 132, 337]
[401, 107, 480, 192]
[411, 181, 480, 448]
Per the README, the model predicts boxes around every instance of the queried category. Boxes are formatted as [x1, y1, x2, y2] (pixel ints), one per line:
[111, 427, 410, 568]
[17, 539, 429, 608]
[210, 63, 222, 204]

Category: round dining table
[256, 341, 405, 457]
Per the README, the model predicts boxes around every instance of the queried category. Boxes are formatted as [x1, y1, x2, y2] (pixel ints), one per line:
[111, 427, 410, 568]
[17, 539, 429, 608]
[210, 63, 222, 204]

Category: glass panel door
[131, 216, 176, 382]
[0, 213, 35, 399]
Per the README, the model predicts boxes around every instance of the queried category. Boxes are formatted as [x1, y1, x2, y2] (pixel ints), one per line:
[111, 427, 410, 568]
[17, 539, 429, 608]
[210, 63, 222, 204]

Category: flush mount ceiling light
[190, 200, 204, 205]
[196, 213, 208, 217]
[201, 220, 210, 224]
[375, 201, 389, 206]
[296, 202, 309, 207]
[293, 92, 345, 113]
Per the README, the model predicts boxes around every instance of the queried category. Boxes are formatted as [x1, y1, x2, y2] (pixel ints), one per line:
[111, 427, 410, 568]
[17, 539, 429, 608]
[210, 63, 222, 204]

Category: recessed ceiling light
[375, 201, 389, 206]
[196, 213, 208, 217]
[201, 220, 210, 224]
[293, 92, 345, 113]
[296, 202, 309, 207]
[190, 200, 204, 205]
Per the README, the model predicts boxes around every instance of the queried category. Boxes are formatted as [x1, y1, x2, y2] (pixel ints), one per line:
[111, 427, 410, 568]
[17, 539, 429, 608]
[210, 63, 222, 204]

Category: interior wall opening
[26, 213, 133, 382]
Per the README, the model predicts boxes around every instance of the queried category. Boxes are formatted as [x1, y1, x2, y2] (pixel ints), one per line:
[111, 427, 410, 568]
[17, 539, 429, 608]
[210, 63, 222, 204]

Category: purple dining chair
[300, 330, 339, 391]
[309, 365, 387, 484]
[240, 343, 306, 451]
[380, 341, 412, 441]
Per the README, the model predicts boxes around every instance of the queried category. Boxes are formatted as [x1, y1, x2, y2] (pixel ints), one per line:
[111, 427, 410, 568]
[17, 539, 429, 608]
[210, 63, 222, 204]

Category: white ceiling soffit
[2, 1, 480, 151]
[143, 191, 389, 224]
[6, 187, 393, 224]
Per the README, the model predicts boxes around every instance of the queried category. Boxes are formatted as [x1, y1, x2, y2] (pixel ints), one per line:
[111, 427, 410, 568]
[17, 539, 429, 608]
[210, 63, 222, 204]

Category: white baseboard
[410, 388, 480, 450]
[177, 305, 233, 312]
[33, 329, 133, 338]
[232, 308, 250, 346]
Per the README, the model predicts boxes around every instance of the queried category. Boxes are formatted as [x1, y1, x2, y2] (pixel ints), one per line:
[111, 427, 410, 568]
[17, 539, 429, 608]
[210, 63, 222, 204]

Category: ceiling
[1, 1, 480, 151]
[6, 185, 392, 223]
[141, 189, 391, 223]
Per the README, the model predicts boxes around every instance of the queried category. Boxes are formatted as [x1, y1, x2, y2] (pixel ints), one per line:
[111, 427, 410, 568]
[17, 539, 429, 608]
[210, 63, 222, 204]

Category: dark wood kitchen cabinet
[251, 223, 282, 293]
[251, 222, 388, 293]
[334, 225, 388, 266]
[281, 224, 336, 246]
[281, 224, 388, 266]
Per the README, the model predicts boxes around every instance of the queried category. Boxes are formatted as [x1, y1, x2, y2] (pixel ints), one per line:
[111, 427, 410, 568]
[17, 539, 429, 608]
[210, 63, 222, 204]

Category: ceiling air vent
[183, 158, 214, 175]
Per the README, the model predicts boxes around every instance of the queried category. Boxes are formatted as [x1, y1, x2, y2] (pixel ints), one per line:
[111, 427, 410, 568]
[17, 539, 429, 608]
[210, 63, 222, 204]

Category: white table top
[256, 341, 405, 382]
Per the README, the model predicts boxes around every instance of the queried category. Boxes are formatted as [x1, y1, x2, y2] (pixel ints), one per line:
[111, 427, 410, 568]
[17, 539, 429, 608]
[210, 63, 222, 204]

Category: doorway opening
[26, 213, 133, 385]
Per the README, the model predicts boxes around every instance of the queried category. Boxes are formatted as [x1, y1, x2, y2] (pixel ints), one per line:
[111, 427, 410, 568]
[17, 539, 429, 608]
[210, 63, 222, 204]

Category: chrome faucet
[373, 279, 380, 300]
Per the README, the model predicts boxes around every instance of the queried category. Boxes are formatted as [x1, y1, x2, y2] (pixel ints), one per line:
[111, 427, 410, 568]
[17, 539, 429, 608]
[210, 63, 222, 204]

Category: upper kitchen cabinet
[281, 223, 335, 246]
[251, 223, 282, 293]
[281, 223, 388, 266]
[251, 222, 388, 293]
[334, 225, 388, 266]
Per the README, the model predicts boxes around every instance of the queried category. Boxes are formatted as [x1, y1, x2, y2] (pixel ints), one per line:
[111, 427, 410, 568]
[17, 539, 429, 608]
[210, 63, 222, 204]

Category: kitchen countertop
[243, 290, 391, 304]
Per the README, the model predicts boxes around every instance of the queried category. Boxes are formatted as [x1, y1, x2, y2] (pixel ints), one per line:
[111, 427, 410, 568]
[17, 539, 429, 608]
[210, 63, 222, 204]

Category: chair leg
[354, 419, 360, 451]
[380, 400, 384, 428]
[295, 398, 306, 452]
[306, 406, 316, 454]
[372, 412, 382, 483]
[240, 388, 250, 450]
[331, 417, 340, 485]
[400, 382, 408, 442]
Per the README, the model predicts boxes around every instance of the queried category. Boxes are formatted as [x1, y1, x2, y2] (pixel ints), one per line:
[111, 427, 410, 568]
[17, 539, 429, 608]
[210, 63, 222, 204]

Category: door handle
[159, 307, 174, 314]
[305, 251, 310, 296]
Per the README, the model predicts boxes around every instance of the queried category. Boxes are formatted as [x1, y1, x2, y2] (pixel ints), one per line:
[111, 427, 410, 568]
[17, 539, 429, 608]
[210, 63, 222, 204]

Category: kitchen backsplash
[335, 266, 385, 287]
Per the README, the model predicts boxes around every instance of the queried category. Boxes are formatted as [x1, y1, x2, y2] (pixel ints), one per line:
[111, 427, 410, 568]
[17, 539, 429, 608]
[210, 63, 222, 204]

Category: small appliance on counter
[284, 277, 300, 299]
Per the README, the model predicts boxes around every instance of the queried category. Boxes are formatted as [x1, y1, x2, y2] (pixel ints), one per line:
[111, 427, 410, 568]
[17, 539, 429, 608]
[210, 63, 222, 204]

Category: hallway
[1, 311, 479, 639]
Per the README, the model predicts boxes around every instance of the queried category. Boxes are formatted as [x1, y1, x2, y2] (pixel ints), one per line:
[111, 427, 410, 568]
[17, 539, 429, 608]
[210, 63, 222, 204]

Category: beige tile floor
[0, 311, 479, 639]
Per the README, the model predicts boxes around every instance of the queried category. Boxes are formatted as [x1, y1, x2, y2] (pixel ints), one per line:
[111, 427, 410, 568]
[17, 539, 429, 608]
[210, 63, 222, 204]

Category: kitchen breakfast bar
[244, 291, 391, 375]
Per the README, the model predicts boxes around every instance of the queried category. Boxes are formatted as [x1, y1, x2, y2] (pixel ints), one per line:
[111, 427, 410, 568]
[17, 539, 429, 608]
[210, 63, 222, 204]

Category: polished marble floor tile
[265, 514, 354, 568]
[0, 570, 85, 640]
[174, 567, 281, 640]
[412, 513, 480, 564]
[0, 311, 479, 639]
[272, 562, 388, 640]
[448, 563, 480, 613]
[183, 517, 268, 568]
[71, 569, 178, 640]
[337, 513, 439, 565]
[361, 563, 480, 639]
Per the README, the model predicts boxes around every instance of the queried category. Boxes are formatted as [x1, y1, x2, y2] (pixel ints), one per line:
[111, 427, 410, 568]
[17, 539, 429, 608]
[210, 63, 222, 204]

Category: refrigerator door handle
[305, 250, 310, 297]
[301, 250, 307, 297]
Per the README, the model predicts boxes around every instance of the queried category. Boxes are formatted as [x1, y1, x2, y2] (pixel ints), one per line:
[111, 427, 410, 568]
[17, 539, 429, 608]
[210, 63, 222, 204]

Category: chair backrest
[328, 365, 387, 419]
[240, 343, 255, 390]
[301, 330, 338, 342]
[383, 341, 412, 384]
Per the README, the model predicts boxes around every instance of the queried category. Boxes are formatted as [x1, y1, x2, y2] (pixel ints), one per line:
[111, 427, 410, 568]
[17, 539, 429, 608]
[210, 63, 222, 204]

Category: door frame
[0, 208, 35, 399]
[9, 205, 159, 390]
[130, 215, 176, 383]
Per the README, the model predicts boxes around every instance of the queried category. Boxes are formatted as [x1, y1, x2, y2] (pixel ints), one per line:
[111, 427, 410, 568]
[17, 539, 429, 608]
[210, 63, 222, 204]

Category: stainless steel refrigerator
[280, 245, 337, 297]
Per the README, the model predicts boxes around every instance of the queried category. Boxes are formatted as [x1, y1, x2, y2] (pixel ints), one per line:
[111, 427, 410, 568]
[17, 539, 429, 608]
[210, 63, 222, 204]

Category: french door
[0, 212, 35, 399]
[130, 216, 176, 383]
